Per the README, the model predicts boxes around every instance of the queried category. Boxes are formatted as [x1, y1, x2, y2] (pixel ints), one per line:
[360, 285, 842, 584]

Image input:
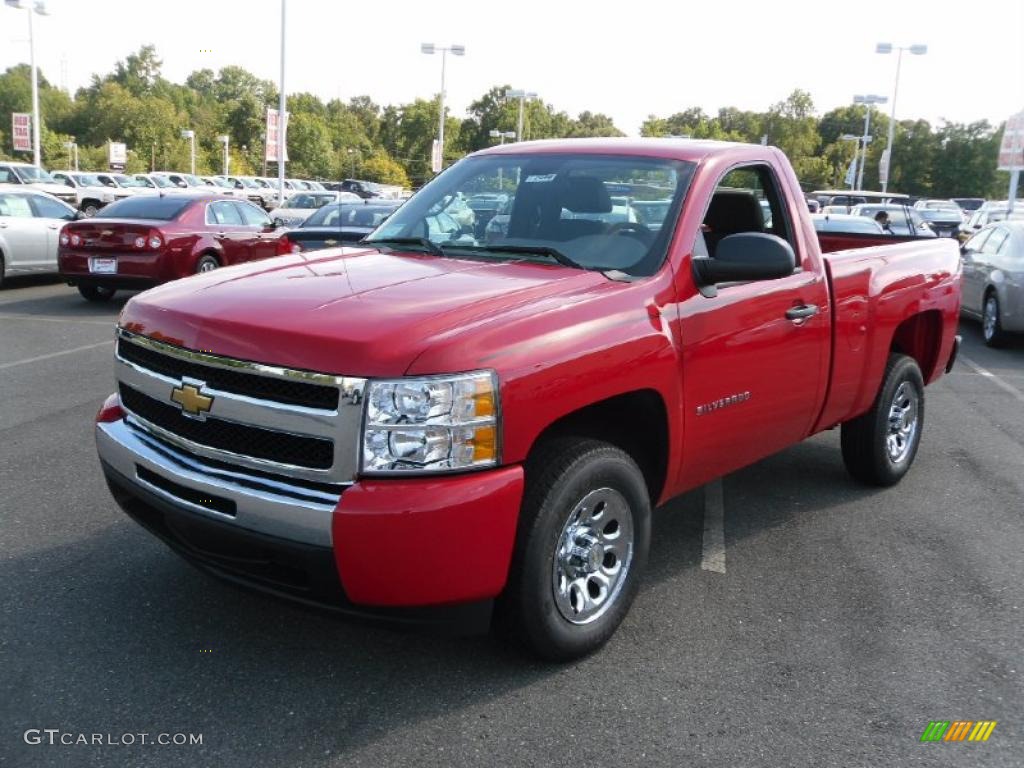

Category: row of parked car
[0, 160, 407, 217]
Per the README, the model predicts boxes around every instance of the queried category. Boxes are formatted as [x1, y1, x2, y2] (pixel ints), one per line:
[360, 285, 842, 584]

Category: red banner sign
[12, 113, 31, 152]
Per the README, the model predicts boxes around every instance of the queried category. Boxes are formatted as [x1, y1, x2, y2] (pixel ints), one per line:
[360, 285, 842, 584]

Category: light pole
[853, 94, 887, 190]
[505, 89, 537, 142]
[421, 43, 465, 172]
[180, 129, 195, 175]
[875, 42, 927, 193]
[5, 0, 48, 167]
[839, 135, 861, 190]
[62, 139, 77, 171]
[278, 0, 287, 202]
[217, 135, 230, 176]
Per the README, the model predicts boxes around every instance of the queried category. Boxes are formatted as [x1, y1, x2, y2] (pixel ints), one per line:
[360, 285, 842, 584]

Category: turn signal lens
[59, 232, 69, 246]
[133, 236, 146, 249]
[70, 233, 81, 246]
[148, 236, 162, 249]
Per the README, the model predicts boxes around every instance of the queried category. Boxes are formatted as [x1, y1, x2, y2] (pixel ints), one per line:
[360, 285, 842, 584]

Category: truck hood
[119, 247, 607, 376]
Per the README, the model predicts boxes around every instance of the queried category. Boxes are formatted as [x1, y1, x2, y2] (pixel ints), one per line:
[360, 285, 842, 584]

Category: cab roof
[471, 137, 764, 163]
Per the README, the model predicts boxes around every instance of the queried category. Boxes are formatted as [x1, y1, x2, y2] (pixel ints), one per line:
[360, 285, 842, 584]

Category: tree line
[0, 45, 1011, 197]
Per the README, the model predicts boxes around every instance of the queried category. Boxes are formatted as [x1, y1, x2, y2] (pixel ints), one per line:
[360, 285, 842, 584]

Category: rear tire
[77, 284, 116, 302]
[841, 353, 924, 487]
[195, 254, 219, 274]
[496, 438, 651, 661]
[982, 292, 1007, 348]
[0, 252, 6, 290]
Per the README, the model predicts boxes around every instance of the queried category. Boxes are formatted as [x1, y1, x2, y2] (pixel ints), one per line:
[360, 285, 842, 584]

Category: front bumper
[97, 417, 524, 629]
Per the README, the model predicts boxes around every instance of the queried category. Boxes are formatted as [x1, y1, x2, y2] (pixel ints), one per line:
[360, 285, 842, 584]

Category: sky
[2, 0, 1023, 136]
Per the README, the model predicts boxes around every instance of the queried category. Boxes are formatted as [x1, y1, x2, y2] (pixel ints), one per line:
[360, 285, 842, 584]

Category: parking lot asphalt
[1, 276, 1021, 768]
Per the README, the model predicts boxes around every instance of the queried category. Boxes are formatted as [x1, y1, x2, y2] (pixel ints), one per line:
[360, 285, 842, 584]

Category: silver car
[960, 221, 1024, 346]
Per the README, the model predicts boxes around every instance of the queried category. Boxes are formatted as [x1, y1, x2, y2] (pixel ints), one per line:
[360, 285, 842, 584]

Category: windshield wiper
[364, 237, 445, 257]
[450, 244, 586, 270]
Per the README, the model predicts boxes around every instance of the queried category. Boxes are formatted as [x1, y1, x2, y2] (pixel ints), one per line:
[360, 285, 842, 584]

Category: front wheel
[841, 353, 924, 486]
[77, 284, 116, 302]
[496, 438, 651, 661]
[81, 202, 100, 218]
[982, 293, 1007, 348]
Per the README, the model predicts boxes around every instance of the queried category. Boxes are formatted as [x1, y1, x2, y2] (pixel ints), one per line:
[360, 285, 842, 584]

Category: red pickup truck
[95, 139, 961, 660]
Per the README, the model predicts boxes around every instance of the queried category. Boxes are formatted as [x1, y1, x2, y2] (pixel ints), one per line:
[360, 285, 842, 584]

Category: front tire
[841, 353, 924, 486]
[497, 438, 651, 661]
[982, 292, 1007, 348]
[77, 284, 116, 302]
[81, 202, 100, 218]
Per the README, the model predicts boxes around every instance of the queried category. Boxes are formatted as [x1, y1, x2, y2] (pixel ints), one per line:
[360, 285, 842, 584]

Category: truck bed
[813, 237, 961, 432]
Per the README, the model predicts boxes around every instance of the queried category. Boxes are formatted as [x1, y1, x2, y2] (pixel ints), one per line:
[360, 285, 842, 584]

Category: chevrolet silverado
[94, 139, 961, 660]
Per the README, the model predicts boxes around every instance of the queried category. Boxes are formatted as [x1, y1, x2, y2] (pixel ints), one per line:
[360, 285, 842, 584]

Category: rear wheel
[982, 292, 1007, 348]
[77, 284, 116, 302]
[195, 254, 219, 274]
[841, 354, 924, 486]
[496, 438, 651, 661]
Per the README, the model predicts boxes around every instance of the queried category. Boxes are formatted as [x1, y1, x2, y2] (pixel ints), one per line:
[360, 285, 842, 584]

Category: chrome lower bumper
[96, 418, 341, 547]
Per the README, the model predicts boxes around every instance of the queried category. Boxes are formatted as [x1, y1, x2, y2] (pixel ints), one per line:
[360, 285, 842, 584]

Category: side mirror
[692, 232, 796, 298]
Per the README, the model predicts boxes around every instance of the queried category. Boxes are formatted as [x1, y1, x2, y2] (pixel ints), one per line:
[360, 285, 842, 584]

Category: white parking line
[0, 313, 114, 327]
[959, 355, 1024, 403]
[701, 478, 726, 574]
[0, 340, 113, 371]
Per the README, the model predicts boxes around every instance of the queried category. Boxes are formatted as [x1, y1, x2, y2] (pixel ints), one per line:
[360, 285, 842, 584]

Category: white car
[0, 188, 79, 287]
[268, 191, 361, 226]
[133, 173, 201, 195]
[51, 171, 126, 216]
[215, 175, 277, 208]
[94, 173, 157, 197]
[0, 161, 79, 208]
[199, 175, 243, 197]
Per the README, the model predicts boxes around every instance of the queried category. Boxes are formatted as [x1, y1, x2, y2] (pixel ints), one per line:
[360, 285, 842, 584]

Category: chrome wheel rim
[198, 260, 217, 273]
[983, 297, 998, 340]
[552, 487, 634, 625]
[886, 381, 919, 464]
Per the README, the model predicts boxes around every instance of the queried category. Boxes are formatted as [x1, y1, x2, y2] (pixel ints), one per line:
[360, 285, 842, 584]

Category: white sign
[108, 142, 127, 170]
[265, 108, 290, 163]
[430, 140, 442, 173]
[998, 110, 1024, 171]
[12, 113, 31, 152]
[878, 148, 891, 187]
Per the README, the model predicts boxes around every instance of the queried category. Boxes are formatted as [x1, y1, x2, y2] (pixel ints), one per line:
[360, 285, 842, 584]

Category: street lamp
[421, 43, 465, 172]
[180, 129, 195, 175]
[5, 0, 49, 167]
[852, 94, 887, 190]
[489, 129, 516, 145]
[217, 135, 230, 176]
[875, 42, 927, 193]
[504, 89, 537, 142]
[62, 139, 77, 171]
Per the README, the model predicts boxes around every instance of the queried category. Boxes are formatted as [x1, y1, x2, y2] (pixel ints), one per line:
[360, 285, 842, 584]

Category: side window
[0, 166, 20, 184]
[234, 202, 271, 227]
[699, 164, 797, 263]
[981, 228, 1008, 256]
[963, 230, 990, 252]
[29, 194, 74, 220]
[208, 201, 243, 226]
[0, 193, 34, 217]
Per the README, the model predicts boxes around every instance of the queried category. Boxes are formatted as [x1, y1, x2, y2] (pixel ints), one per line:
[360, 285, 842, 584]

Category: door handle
[786, 304, 819, 321]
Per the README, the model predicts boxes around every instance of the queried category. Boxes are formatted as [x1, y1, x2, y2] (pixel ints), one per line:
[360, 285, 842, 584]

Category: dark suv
[338, 179, 381, 199]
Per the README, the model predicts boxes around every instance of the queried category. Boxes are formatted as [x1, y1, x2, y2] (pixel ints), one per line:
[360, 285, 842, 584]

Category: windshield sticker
[524, 174, 557, 183]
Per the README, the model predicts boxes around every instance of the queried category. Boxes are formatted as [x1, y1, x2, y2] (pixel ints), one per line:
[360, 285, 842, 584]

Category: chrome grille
[115, 329, 366, 484]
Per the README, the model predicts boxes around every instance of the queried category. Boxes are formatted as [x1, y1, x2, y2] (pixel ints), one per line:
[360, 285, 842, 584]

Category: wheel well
[527, 390, 669, 504]
[890, 310, 942, 381]
[198, 250, 220, 264]
[81, 198, 100, 207]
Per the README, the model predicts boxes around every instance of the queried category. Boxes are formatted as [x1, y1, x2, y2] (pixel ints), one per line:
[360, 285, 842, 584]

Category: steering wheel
[607, 221, 654, 245]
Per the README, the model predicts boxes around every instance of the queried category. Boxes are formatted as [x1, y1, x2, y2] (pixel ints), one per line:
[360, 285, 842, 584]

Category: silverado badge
[170, 381, 214, 420]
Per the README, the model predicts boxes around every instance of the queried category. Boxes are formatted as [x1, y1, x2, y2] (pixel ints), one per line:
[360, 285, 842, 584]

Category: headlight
[362, 371, 498, 473]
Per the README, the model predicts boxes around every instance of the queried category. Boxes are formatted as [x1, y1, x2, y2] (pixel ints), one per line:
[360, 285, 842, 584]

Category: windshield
[93, 196, 191, 220]
[75, 174, 105, 186]
[112, 174, 147, 187]
[285, 193, 336, 209]
[235, 177, 258, 188]
[146, 175, 174, 188]
[305, 203, 399, 228]
[17, 166, 56, 183]
[365, 153, 694, 276]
